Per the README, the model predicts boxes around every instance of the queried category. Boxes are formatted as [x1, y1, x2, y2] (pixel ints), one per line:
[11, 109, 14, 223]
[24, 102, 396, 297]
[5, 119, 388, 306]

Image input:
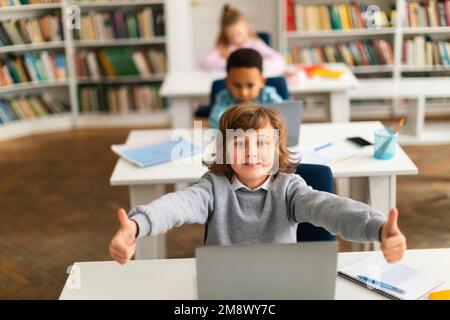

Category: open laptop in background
[264, 101, 303, 147]
[196, 241, 338, 300]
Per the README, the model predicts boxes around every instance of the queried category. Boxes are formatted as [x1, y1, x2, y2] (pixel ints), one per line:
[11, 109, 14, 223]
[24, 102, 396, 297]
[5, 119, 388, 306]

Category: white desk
[110, 121, 417, 259]
[160, 64, 359, 128]
[59, 248, 449, 300]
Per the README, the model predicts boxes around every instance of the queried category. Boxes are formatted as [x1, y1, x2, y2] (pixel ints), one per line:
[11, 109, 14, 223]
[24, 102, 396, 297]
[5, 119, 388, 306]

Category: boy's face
[228, 122, 278, 187]
[226, 67, 265, 103]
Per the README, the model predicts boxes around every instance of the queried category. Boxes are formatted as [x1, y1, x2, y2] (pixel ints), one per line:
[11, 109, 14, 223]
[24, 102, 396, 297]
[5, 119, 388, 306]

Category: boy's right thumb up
[117, 208, 137, 243]
[118, 208, 130, 230]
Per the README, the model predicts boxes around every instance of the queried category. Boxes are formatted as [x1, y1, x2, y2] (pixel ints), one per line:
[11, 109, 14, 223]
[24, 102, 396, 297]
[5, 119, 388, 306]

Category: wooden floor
[0, 126, 449, 299]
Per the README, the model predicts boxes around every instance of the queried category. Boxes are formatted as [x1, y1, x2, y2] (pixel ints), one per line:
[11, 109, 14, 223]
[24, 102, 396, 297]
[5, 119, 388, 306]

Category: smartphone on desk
[346, 136, 373, 147]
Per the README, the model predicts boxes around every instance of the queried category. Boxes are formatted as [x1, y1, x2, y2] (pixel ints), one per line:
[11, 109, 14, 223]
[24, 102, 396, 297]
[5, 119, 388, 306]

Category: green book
[97, 85, 108, 113]
[126, 14, 139, 39]
[328, 4, 341, 30]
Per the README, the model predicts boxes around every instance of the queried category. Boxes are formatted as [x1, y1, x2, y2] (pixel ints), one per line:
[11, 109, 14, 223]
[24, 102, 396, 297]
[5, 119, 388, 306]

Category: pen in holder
[373, 118, 404, 160]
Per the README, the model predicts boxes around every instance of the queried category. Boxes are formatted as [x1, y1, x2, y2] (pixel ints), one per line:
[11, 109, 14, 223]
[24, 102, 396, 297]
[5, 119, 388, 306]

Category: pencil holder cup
[373, 129, 398, 160]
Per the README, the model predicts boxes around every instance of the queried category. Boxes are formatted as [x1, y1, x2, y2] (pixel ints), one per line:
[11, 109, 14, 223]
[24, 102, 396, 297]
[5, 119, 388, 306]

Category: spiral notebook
[338, 252, 444, 300]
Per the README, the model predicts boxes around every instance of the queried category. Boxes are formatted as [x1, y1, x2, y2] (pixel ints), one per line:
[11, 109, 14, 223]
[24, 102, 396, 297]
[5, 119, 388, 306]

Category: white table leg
[129, 184, 167, 259]
[368, 175, 397, 251]
[169, 97, 194, 129]
[345, 177, 372, 251]
[335, 178, 351, 198]
[403, 96, 425, 139]
[329, 91, 350, 123]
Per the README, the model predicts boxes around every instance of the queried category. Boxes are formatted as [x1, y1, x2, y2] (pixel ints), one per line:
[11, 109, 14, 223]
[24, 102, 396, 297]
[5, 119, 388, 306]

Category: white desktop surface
[110, 121, 417, 186]
[160, 64, 359, 97]
[60, 248, 450, 300]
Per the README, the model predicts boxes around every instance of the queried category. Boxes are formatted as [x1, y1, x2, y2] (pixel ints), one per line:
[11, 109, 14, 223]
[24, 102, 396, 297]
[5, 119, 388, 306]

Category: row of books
[0, 0, 59, 6]
[74, 48, 166, 78]
[286, 1, 392, 32]
[287, 39, 394, 66]
[0, 93, 67, 125]
[75, 8, 165, 41]
[404, 0, 450, 27]
[78, 84, 163, 114]
[0, 52, 66, 86]
[403, 36, 450, 66]
[0, 14, 63, 47]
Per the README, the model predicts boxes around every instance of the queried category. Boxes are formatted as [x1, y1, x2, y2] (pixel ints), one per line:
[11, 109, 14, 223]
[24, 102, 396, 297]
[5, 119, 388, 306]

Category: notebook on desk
[111, 137, 202, 168]
[338, 252, 444, 300]
[290, 140, 364, 165]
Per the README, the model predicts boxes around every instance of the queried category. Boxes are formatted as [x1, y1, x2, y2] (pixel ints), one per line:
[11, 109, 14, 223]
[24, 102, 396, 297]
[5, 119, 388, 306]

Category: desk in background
[110, 121, 417, 259]
[59, 248, 449, 300]
[160, 64, 359, 128]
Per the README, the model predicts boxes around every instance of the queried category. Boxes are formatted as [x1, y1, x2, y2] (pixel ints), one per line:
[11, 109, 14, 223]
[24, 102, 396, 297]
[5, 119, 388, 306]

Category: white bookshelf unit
[0, 0, 170, 141]
[280, 0, 450, 142]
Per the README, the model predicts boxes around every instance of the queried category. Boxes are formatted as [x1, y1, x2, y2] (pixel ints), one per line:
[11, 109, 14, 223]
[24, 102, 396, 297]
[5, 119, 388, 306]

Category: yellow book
[319, 5, 331, 30]
[310, 67, 343, 78]
[339, 4, 351, 30]
[429, 290, 450, 300]
[98, 51, 116, 77]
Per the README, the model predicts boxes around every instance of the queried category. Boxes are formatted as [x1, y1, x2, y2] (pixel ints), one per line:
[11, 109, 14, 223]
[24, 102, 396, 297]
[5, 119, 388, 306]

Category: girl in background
[201, 4, 286, 76]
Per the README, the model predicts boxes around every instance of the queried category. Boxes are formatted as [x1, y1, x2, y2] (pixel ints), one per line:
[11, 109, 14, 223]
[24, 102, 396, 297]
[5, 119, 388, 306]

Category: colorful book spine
[0, 52, 66, 86]
[0, 94, 67, 126]
[75, 48, 166, 78]
[78, 84, 162, 114]
[76, 8, 165, 41]
[288, 40, 394, 67]
[0, 14, 63, 47]
[290, 2, 392, 31]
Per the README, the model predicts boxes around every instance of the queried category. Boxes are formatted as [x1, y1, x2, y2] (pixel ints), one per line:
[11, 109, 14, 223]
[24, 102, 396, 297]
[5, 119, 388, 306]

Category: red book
[285, 0, 295, 31]
[445, 0, 450, 26]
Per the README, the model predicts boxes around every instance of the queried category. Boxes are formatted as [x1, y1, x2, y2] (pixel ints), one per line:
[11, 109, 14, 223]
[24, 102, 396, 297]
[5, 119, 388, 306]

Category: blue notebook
[111, 138, 203, 168]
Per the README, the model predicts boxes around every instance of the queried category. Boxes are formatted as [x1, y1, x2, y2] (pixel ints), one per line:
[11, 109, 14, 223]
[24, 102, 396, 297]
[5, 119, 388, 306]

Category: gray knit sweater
[129, 172, 385, 244]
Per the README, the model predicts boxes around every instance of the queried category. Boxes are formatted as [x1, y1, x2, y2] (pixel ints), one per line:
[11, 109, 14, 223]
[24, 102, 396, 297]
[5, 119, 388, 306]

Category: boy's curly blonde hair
[206, 102, 298, 179]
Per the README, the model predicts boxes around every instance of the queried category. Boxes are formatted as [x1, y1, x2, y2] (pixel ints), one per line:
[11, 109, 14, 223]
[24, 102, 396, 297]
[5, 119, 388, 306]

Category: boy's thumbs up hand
[380, 208, 407, 263]
[109, 208, 138, 265]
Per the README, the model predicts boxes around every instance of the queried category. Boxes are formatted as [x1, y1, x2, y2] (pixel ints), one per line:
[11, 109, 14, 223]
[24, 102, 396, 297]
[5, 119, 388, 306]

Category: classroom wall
[190, 0, 280, 69]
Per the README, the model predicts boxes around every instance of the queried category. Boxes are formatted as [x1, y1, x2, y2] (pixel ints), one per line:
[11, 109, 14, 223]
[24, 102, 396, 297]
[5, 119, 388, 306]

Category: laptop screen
[264, 101, 303, 147]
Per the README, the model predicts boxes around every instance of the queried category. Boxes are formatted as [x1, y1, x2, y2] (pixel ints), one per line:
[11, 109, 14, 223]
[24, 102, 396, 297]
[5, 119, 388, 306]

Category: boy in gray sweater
[109, 103, 407, 265]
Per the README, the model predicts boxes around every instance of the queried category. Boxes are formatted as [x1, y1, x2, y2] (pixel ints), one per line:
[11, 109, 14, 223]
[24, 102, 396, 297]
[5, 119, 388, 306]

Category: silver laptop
[196, 241, 338, 300]
[264, 101, 303, 147]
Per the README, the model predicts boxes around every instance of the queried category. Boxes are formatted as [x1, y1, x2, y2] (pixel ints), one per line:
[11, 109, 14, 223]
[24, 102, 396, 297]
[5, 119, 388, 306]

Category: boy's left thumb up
[385, 208, 400, 237]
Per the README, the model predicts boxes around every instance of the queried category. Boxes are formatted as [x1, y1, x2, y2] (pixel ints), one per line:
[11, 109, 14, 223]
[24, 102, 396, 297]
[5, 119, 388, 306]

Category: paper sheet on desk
[290, 142, 363, 165]
[339, 252, 445, 300]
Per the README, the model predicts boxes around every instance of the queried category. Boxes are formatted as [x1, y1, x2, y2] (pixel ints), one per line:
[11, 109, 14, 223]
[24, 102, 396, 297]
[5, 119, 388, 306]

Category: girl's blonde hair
[216, 4, 256, 47]
[206, 102, 299, 179]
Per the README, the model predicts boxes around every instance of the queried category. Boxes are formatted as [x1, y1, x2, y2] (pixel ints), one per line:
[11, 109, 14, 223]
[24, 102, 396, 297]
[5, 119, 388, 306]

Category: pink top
[200, 38, 286, 76]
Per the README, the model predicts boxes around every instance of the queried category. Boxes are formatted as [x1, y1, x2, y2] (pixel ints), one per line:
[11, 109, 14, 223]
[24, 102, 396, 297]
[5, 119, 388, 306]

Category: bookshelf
[0, 0, 170, 141]
[281, 0, 450, 79]
[280, 0, 450, 140]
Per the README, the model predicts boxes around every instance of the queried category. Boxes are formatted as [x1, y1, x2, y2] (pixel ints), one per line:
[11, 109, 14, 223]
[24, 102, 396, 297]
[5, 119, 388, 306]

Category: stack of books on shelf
[287, 39, 394, 67]
[78, 84, 162, 114]
[404, 0, 450, 27]
[403, 36, 450, 66]
[0, 51, 66, 86]
[286, 1, 393, 31]
[75, 7, 165, 40]
[74, 47, 166, 79]
[0, 14, 63, 47]
[0, 0, 60, 6]
[0, 93, 67, 125]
